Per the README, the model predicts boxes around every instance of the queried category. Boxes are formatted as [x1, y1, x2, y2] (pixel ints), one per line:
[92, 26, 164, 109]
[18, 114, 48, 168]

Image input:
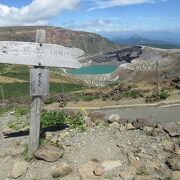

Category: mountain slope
[112, 35, 180, 49]
[0, 26, 121, 57]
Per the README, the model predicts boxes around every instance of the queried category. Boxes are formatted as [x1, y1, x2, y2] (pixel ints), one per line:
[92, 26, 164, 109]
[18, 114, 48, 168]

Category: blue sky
[0, 0, 179, 34]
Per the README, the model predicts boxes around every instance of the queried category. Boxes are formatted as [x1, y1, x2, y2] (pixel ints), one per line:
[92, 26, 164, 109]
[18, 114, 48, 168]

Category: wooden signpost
[0, 29, 83, 156]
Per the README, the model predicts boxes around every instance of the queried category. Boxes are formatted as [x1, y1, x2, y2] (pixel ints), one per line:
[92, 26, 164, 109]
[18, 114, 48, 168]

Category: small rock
[2, 127, 13, 135]
[166, 155, 180, 171]
[45, 132, 54, 141]
[59, 131, 69, 140]
[51, 136, 59, 144]
[108, 114, 120, 123]
[10, 111, 15, 115]
[34, 144, 64, 162]
[126, 123, 136, 130]
[11, 160, 28, 179]
[132, 118, 154, 129]
[135, 175, 153, 180]
[109, 122, 120, 129]
[143, 126, 154, 136]
[93, 166, 105, 176]
[119, 125, 127, 132]
[78, 161, 98, 179]
[101, 160, 122, 171]
[51, 162, 72, 178]
[172, 171, 180, 180]
[163, 122, 180, 137]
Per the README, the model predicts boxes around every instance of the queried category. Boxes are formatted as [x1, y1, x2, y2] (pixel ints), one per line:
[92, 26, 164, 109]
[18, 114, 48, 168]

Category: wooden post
[28, 30, 47, 156]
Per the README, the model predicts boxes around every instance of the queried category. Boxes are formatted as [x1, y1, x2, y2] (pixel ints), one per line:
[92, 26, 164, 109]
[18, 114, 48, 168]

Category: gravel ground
[0, 112, 178, 180]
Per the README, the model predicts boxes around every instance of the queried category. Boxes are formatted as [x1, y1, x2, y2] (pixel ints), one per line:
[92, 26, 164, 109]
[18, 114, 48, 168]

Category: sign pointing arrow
[0, 41, 84, 68]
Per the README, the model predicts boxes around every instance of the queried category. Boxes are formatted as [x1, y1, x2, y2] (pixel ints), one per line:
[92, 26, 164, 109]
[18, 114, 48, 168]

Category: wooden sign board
[30, 68, 49, 96]
[0, 41, 84, 68]
[0, 29, 84, 156]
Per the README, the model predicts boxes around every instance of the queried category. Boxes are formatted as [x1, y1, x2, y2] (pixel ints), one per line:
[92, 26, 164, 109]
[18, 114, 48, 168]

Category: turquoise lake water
[67, 65, 117, 75]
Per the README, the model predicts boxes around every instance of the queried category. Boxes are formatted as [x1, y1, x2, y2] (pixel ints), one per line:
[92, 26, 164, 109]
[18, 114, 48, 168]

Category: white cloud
[0, 0, 80, 26]
[88, 0, 168, 11]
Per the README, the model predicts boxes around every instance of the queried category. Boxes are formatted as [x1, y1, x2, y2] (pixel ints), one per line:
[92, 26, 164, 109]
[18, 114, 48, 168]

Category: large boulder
[132, 118, 154, 129]
[34, 144, 64, 162]
[108, 114, 128, 124]
[163, 122, 180, 137]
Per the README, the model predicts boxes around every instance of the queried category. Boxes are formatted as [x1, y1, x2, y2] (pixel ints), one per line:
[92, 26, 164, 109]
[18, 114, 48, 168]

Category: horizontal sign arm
[0, 41, 84, 68]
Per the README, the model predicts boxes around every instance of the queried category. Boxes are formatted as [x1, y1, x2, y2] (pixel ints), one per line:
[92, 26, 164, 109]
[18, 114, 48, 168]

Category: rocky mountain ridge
[0, 26, 121, 57]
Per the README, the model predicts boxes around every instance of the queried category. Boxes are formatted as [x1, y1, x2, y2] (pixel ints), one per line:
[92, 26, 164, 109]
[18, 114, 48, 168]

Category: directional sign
[0, 41, 84, 68]
[0, 29, 84, 156]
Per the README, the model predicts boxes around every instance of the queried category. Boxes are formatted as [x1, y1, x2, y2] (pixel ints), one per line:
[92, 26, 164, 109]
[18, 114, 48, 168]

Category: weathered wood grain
[29, 30, 46, 156]
[28, 96, 42, 156]
[0, 41, 83, 68]
[30, 68, 49, 96]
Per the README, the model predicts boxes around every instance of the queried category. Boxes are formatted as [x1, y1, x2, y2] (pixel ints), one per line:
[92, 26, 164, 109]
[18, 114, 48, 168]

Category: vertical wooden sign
[28, 30, 47, 156]
[0, 29, 83, 156]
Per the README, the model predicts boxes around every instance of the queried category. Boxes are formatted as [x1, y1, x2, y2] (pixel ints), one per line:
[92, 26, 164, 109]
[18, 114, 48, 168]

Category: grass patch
[0, 107, 8, 116]
[15, 106, 29, 117]
[41, 110, 86, 132]
[0, 82, 84, 99]
[159, 90, 169, 100]
[23, 144, 33, 161]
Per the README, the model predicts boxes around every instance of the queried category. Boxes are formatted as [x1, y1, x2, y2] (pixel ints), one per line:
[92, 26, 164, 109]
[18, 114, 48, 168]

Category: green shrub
[41, 111, 86, 132]
[159, 90, 169, 100]
[41, 111, 65, 128]
[65, 112, 85, 130]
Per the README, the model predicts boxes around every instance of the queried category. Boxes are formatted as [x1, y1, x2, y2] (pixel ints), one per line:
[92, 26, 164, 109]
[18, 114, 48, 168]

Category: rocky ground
[0, 112, 180, 180]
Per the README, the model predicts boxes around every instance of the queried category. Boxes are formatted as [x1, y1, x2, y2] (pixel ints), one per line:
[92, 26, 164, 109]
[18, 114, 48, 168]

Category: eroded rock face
[11, 160, 28, 179]
[163, 122, 180, 137]
[34, 144, 64, 162]
[89, 46, 142, 65]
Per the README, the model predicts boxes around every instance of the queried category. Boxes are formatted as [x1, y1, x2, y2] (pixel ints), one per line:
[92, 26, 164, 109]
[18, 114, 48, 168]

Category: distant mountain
[100, 30, 180, 46]
[111, 35, 180, 49]
[0, 26, 121, 57]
